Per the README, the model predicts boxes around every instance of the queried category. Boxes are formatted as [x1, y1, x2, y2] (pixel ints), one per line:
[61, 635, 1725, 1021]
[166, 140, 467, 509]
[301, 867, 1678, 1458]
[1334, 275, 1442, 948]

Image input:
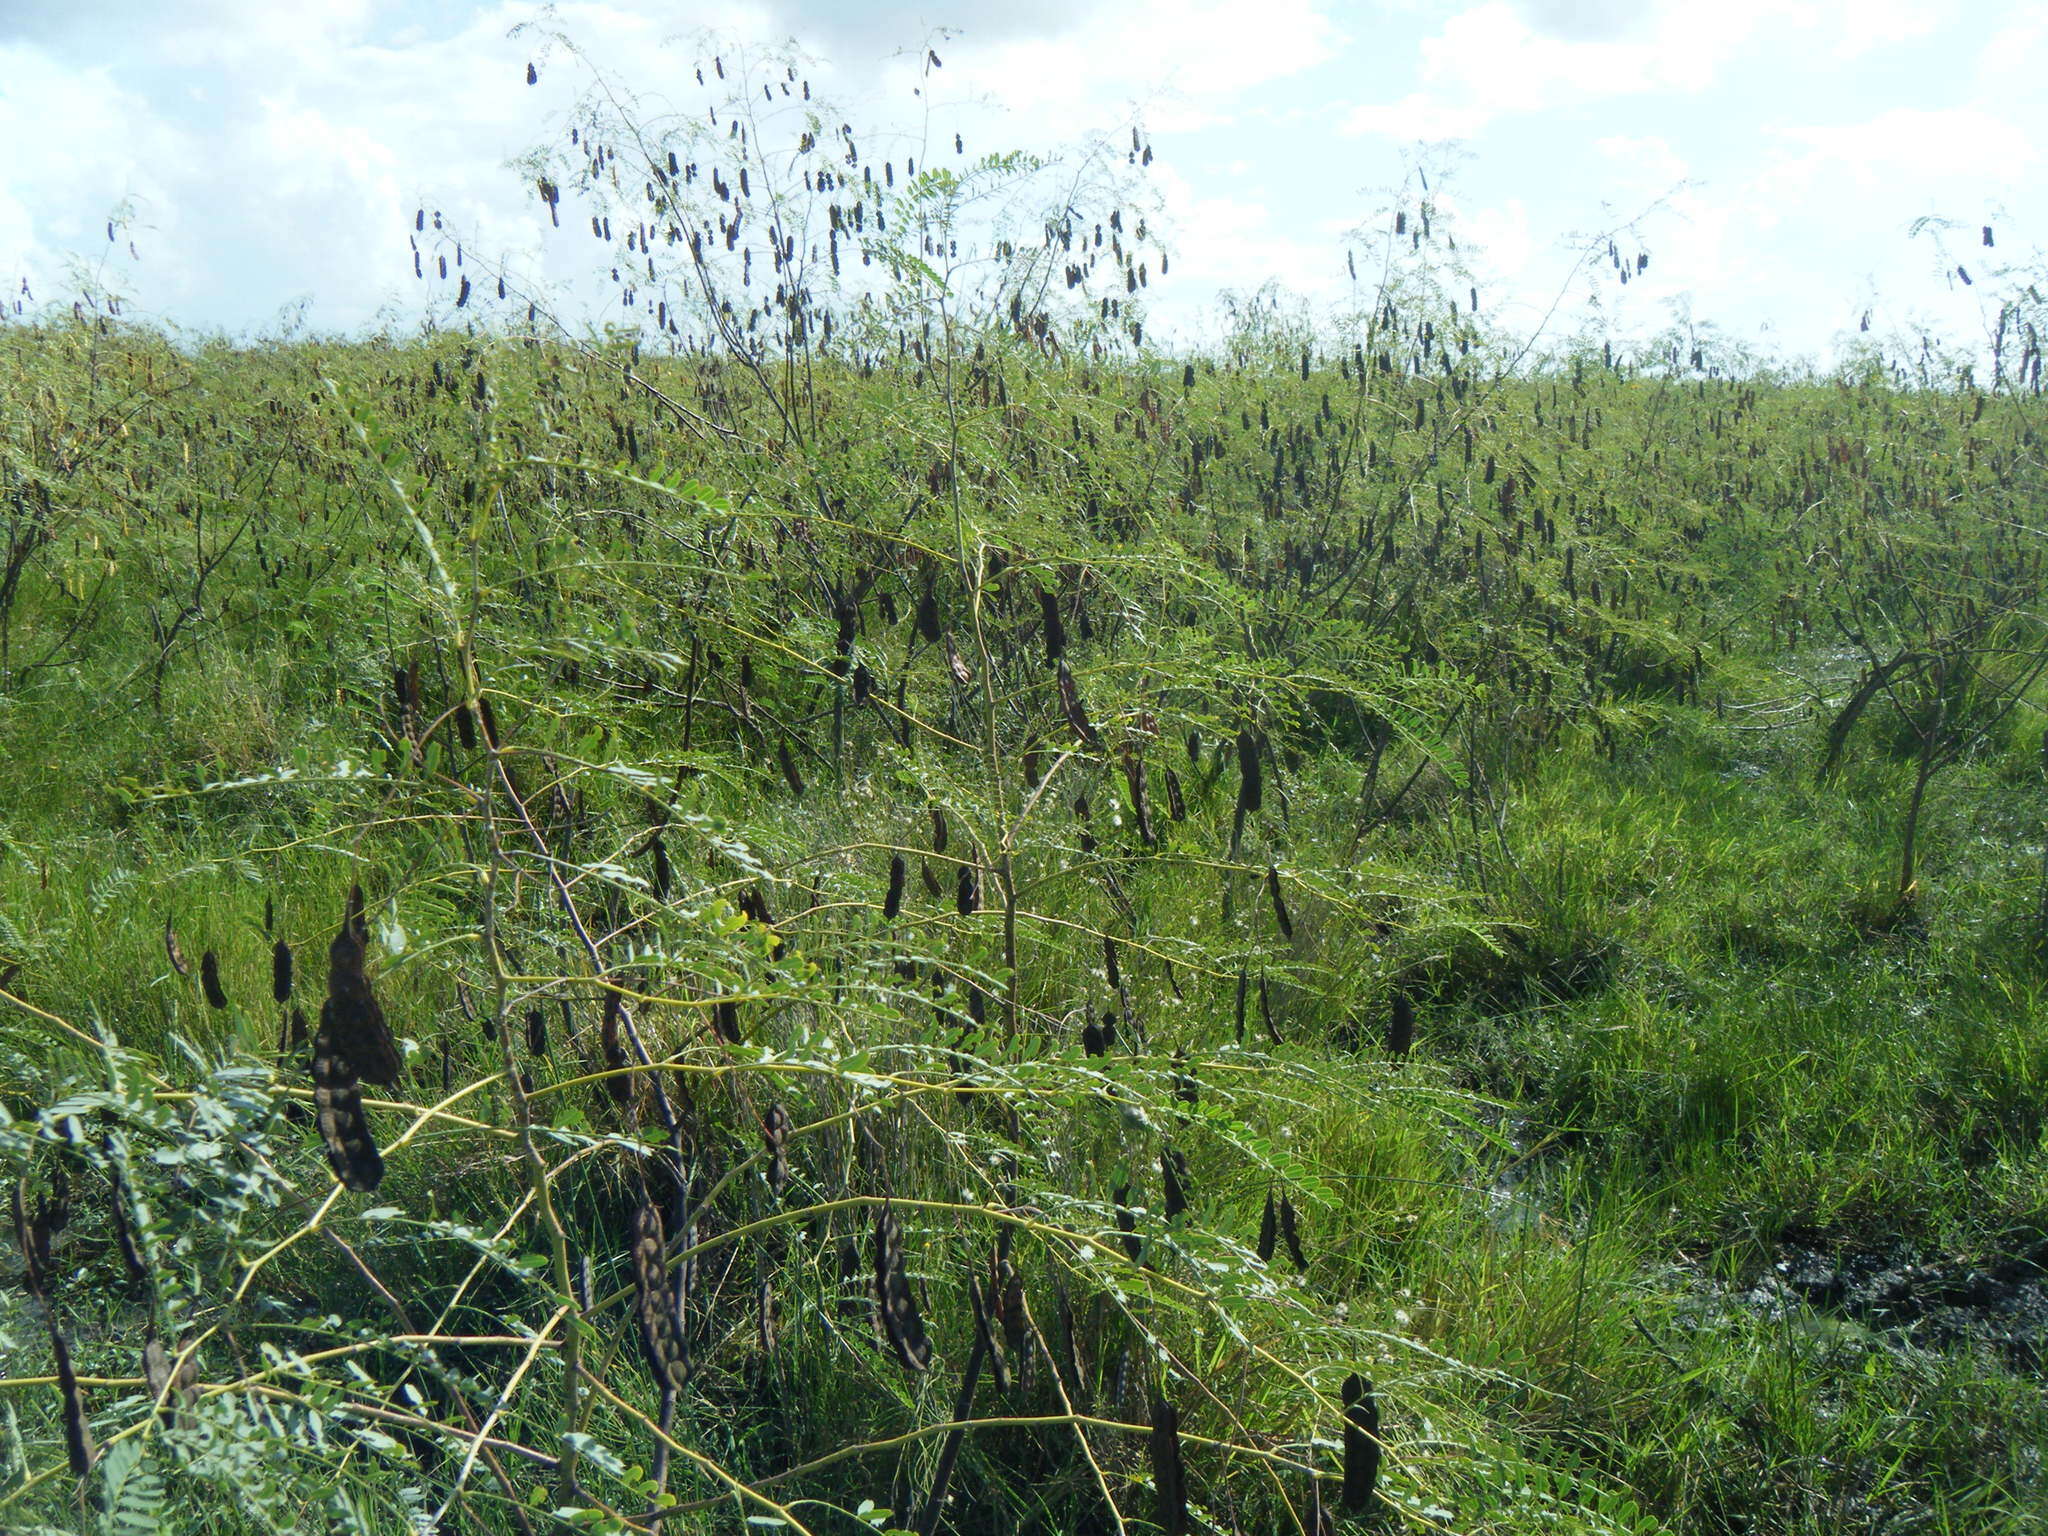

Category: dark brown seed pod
[1151, 1395, 1189, 1536]
[1162, 1146, 1189, 1221]
[272, 940, 294, 1004]
[1082, 1021, 1106, 1057]
[1279, 1193, 1307, 1270]
[288, 1006, 309, 1048]
[1236, 727, 1263, 813]
[970, 1270, 1010, 1392]
[1259, 970, 1282, 1045]
[1342, 1373, 1381, 1513]
[164, 919, 190, 977]
[1103, 934, 1122, 992]
[1388, 991, 1414, 1057]
[1038, 583, 1067, 663]
[600, 990, 633, 1105]
[929, 804, 949, 854]
[1114, 1184, 1142, 1262]
[1235, 967, 1249, 1044]
[198, 951, 229, 1009]
[109, 1185, 147, 1287]
[1266, 866, 1294, 942]
[778, 739, 806, 798]
[762, 1102, 791, 1197]
[322, 886, 400, 1086]
[477, 694, 501, 748]
[1257, 1189, 1278, 1263]
[1125, 755, 1156, 845]
[313, 1021, 384, 1192]
[945, 631, 975, 686]
[1057, 660, 1102, 748]
[884, 853, 906, 919]
[51, 1323, 95, 1476]
[632, 1200, 691, 1390]
[142, 1334, 199, 1425]
[455, 700, 477, 750]
[1163, 765, 1186, 822]
[713, 997, 743, 1045]
[920, 858, 943, 899]
[915, 574, 942, 642]
[956, 863, 979, 916]
[526, 1007, 547, 1056]
[873, 1205, 931, 1371]
[650, 834, 672, 902]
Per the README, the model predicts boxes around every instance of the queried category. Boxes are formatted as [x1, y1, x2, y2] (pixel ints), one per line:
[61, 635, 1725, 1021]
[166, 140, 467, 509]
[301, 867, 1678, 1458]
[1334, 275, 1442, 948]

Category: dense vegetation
[2, 38, 2045, 1536]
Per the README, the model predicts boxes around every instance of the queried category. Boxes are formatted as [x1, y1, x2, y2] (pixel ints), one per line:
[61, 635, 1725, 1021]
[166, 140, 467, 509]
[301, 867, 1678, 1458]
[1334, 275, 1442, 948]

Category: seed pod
[526, 1006, 547, 1056]
[1172, 1050, 1198, 1110]
[272, 940, 294, 1004]
[1038, 583, 1066, 663]
[873, 1205, 931, 1371]
[1279, 1192, 1307, 1269]
[1151, 1396, 1189, 1536]
[915, 575, 942, 642]
[920, 858, 943, 899]
[1161, 1146, 1189, 1221]
[956, 863, 979, 916]
[778, 739, 806, 797]
[970, 1270, 1009, 1392]
[632, 1200, 690, 1390]
[1163, 765, 1186, 822]
[650, 834, 672, 901]
[164, 919, 190, 977]
[1234, 967, 1248, 1044]
[288, 1006, 309, 1048]
[713, 998, 743, 1044]
[1103, 934, 1122, 993]
[1235, 728, 1263, 813]
[322, 886, 400, 1086]
[1125, 755, 1156, 845]
[51, 1324, 95, 1476]
[1388, 991, 1414, 1058]
[455, 700, 477, 750]
[1258, 970, 1282, 1045]
[929, 804, 949, 854]
[945, 632, 975, 686]
[1341, 1374, 1381, 1514]
[1114, 1185, 1141, 1262]
[1266, 866, 1294, 942]
[762, 1102, 791, 1197]
[1057, 660, 1102, 748]
[1257, 1189, 1278, 1263]
[884, 853, 906, 919]
[600, 990, 633, 1105]
[757, 1278, 777, 1354]
[313, 1022, 384, 1192]
[1081, 1021, 1106, 1057]
[200, 951, 229, 1010]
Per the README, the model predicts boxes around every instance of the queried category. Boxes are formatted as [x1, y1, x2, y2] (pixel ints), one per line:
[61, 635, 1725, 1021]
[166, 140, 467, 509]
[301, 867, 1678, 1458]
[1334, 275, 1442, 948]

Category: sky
[0, 0, 2040, 365]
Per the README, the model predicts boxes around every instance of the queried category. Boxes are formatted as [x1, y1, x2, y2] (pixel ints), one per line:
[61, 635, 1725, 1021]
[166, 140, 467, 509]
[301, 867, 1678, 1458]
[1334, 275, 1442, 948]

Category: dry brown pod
[313, 1022, 385, 1193]
[272, 940, 294, 1004]
[883, 853, 906, 919]
[1151, 1395, 1188, 1536]
[1342, 1373, 1381, 1513]
[600, 990, 633, 1106]
[873, 1205, 931, 1371]
[51, 1324, 95, 1476]
[1257, 1189, 1279, 1264]
[200, 951, 230, 1010]
[322, 886, 400, 1086]
[761, 1102, 791, 1197]
[631, 1200, 690, 1391]
[164, 919, 191, 977]
[1266, 865, 1294, 942]
[1057, 660, 1102, 748]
